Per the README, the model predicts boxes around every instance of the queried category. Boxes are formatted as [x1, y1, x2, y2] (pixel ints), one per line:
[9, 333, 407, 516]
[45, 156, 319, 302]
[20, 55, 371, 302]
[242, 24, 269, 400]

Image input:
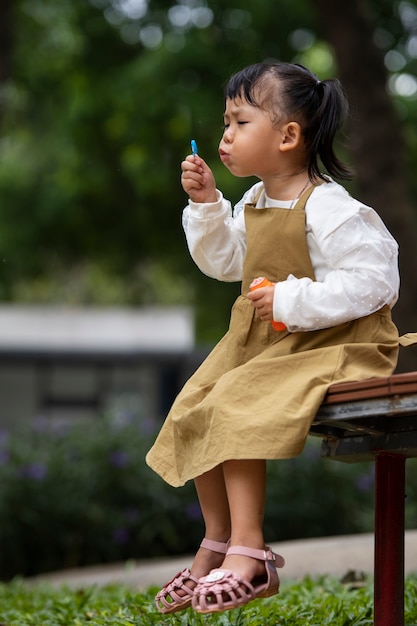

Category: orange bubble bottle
[249, 277, 287, 331]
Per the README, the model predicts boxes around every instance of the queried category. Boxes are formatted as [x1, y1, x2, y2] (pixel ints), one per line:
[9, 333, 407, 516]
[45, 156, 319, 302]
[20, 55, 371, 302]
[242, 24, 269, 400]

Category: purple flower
[109, 450, 129, 468]
[32, 416, 50, 432]
[112, 527, 129, 544]
[124, 507, 140, 523]
[140, 417, 158, 436]
[356, 468, 375, 493]
[0, 450, 9, 466]
[19, 463, 47, 481]
[0, 430, 9, 446]
[52, 421, 71, 438]
[186, 502, 202, 521]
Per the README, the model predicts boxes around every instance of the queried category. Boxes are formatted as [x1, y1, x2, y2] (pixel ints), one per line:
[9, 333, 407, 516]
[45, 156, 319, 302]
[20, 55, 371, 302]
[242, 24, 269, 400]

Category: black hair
[224, 62, 354, 181]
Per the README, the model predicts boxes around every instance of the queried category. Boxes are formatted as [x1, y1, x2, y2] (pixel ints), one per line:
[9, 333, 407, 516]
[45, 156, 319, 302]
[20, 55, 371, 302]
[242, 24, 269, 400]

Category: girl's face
[218, 96, 285, 179]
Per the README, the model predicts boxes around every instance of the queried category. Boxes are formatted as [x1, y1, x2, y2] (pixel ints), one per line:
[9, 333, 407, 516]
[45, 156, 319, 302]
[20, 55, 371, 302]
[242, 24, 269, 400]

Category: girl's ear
[280, 121, 302, 151]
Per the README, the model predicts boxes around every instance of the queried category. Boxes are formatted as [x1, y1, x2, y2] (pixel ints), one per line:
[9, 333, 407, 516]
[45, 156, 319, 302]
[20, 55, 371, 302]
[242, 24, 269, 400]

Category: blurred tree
[310, 0, 417, 370]
[0, 0, 416, 365]
[0, 0, 13, 86]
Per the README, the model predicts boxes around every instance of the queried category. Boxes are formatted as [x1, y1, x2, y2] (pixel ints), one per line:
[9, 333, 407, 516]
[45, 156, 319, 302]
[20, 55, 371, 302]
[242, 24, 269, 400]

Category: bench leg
[374, 452, 405, 626]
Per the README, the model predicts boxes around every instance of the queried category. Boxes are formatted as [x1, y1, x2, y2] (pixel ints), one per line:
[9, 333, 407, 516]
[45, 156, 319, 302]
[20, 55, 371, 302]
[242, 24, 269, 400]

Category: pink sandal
[154, 538, 229, 614]
[192, 545, 285, 613]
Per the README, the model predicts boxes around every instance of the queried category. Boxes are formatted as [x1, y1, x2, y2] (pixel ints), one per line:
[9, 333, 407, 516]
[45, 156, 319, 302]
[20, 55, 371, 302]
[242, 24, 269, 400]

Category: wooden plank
[314, 393, 417, 424]
[323, 372, 417, 405]
[319, 430, 417, 462]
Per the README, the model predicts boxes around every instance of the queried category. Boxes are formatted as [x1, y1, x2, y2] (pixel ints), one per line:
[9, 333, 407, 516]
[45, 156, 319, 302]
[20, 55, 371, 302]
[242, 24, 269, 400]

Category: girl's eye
[237, 121, 248, 125]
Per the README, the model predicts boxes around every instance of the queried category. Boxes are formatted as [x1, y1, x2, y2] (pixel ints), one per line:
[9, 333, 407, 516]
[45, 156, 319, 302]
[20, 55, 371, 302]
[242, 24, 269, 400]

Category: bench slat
[320, 430, 417, 462]
[313, 371, 417, 461]
[323, 371, 417, 405]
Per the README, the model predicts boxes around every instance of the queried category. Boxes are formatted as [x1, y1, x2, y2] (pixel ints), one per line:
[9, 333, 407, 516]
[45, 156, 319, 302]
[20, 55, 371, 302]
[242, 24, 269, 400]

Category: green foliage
[265, 442, 417, 539]
[0, 414, 205, 580]
[0, 409, 417, 581]
[0, 1, 416, 342]
[0, 576, 417, 625]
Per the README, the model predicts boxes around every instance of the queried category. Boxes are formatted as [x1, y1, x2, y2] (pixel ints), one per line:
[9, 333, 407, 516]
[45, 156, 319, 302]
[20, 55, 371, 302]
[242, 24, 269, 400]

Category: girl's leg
[220, 459, 267, 580]
[156, 464, 231, 611]
[192, 460, 282, 613]
[175, 459, 267, 582]
[157, 459, 267, 611]
[188, 464, 231, 579]
[195, 464, 231, 541]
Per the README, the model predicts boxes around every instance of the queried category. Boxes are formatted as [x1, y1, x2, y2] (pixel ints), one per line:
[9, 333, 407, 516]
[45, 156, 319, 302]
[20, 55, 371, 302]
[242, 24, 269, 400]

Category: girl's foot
[217, 551, 266, 582]
[155, 538, 229, 614]
[192, 546, 285, 613]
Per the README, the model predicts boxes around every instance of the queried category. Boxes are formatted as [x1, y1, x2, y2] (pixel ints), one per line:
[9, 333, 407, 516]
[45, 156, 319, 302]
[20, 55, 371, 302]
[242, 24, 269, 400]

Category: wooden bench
[311, 371, 417, 626]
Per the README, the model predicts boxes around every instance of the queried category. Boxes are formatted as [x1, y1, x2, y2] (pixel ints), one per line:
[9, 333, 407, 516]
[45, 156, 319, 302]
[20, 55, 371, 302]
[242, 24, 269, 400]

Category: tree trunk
[0, 0, 13, 125]
[310, 0, 417, 371]
[0, 0, 12, 83]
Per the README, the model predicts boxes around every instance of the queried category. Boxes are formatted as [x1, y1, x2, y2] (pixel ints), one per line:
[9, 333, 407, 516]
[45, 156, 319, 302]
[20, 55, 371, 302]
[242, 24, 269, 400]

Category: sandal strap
[200, 538, 229, 554]
[226, 545, 285, 568]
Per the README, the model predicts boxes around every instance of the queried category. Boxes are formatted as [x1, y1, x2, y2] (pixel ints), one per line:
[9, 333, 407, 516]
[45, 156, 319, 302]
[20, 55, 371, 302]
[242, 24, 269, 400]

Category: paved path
[29, 531, 417, 590]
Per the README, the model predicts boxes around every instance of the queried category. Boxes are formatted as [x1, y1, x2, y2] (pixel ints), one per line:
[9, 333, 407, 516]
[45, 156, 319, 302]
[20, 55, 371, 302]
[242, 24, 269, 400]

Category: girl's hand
[181, 155, 217, 203]
[247, 286, 275, 321]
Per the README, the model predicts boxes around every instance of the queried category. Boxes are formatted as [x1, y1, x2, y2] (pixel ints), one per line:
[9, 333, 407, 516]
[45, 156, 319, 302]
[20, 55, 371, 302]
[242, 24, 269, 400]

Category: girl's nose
[223, 127, 233, 143]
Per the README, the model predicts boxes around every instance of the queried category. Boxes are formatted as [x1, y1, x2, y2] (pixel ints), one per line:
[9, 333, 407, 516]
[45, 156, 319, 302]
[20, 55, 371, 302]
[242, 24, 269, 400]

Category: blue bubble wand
[191, 139, 198, 156]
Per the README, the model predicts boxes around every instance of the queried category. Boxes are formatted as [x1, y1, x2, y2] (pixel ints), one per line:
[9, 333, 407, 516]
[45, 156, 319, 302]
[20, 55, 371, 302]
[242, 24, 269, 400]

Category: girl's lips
[219, 148, 229, 162]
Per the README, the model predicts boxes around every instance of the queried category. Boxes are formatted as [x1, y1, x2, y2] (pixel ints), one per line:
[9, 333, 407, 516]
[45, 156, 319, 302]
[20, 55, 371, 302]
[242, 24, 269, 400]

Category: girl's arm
[181, 167, 258, 281]
[182, 191, 247, 281]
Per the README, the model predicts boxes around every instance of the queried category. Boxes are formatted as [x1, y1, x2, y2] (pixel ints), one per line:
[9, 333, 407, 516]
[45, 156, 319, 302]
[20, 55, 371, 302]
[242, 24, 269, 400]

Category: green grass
[0, 576, 416, 625]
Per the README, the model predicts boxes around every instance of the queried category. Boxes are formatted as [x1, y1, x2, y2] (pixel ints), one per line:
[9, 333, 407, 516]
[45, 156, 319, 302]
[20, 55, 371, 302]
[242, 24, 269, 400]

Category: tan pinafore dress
[146, 185, 399, 487]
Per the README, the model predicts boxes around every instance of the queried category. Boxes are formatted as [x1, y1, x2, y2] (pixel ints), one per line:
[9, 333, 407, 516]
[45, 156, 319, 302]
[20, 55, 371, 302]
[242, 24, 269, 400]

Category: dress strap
[251, 187, 263, 206]
[248, 180, 324, 210]
[292, 181, 324, 211]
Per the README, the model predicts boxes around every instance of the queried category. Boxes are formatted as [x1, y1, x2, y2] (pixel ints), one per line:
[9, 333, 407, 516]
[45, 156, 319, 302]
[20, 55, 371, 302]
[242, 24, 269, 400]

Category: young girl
[146, 62, 400, 614]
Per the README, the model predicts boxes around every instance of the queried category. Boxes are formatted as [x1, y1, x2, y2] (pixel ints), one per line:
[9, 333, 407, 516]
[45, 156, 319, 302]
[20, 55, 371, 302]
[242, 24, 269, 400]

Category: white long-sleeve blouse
[182, 178, 399, 332]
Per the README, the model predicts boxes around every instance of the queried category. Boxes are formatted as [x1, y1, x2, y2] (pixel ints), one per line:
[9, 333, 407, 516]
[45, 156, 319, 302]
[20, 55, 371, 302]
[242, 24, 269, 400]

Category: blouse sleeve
[182, 185, 258, 281]
[273, 183, 400, 332]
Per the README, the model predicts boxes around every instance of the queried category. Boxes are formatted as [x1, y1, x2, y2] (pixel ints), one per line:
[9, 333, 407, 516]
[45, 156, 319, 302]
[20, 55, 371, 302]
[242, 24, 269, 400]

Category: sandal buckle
[204, 570, 225, 583]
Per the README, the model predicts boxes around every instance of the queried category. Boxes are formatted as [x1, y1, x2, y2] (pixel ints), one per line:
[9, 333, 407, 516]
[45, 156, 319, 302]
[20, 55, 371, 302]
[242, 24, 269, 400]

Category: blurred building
[0, 305, 202, 429]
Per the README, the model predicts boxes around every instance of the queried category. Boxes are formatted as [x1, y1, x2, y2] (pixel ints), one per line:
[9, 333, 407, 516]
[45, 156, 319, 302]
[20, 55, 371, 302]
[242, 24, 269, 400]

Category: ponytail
[307, 78, 354, 181]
